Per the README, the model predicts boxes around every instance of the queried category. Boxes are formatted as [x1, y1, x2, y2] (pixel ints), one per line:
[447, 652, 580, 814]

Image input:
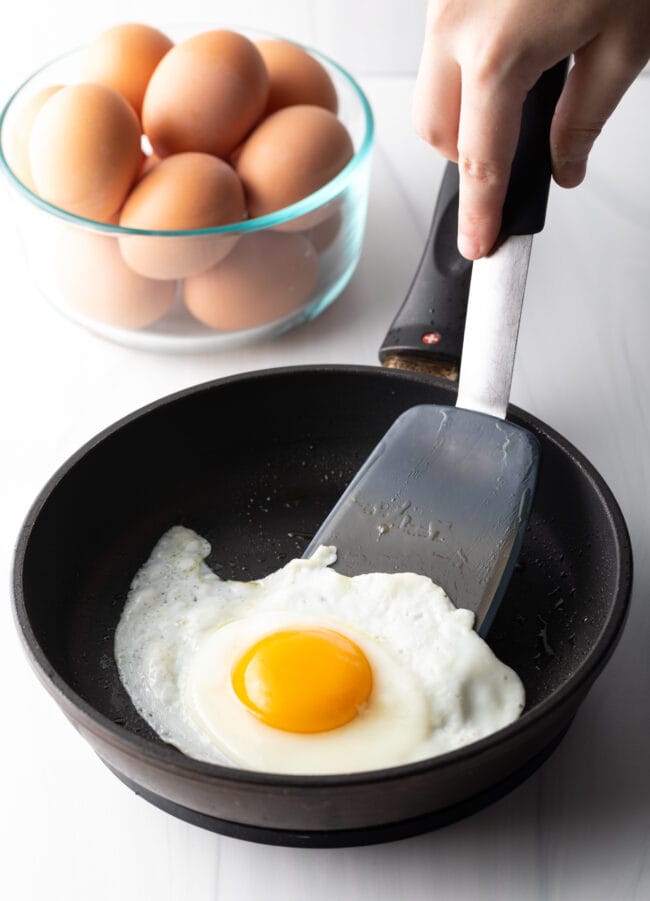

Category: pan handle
[379, 59, 569, 377]
[378, 161, 471, 380]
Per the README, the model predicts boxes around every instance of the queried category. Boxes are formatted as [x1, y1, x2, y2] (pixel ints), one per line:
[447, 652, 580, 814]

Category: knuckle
[464, 31, 538, 94]
[412, 109, 435, 143]
[458, 154, 509, 188]
[412, 111, 456, 157]
[418, 123, 450, 153]
[471, 44, 505, 88]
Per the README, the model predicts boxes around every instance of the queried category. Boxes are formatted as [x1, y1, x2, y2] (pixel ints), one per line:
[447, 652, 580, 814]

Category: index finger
[456, 73, 529, 259]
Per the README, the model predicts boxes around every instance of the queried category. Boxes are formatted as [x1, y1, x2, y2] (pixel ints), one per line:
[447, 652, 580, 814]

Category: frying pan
[12, 115, 632, 849]
[12, 362, 631, 846]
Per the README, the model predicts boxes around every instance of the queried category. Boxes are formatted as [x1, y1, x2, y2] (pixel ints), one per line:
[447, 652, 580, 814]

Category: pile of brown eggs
[6, 24, 356, 332]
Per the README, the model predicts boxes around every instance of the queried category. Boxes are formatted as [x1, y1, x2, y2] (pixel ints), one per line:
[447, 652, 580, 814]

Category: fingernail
[556, 159, 587, 187]
[458, 233, 480, 260]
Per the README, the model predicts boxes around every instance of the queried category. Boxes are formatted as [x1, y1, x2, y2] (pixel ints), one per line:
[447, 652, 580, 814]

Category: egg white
[115, 525, 525, 774]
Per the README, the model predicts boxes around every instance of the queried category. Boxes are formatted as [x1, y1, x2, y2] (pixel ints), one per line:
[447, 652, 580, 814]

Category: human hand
[413, 0, 650, 259]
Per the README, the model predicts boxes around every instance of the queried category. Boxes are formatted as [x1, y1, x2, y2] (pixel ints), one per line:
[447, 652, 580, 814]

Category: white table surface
[2, 42, 650, 901]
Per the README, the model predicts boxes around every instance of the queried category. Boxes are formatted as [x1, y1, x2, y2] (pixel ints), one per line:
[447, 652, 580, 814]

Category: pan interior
[18, 368, 624, 761]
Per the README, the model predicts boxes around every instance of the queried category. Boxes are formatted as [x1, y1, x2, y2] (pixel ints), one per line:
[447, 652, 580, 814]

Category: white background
[0, 0, 429, 87]
[2, 2, 650, 900]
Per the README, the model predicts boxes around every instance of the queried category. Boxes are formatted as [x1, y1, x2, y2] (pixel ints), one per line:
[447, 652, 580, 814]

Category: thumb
[551, 34, 645, 188]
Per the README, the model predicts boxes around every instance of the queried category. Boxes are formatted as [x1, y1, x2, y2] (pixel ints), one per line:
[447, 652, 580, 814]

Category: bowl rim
[0, 28, 375, 237]
[11, 364, 634, 790]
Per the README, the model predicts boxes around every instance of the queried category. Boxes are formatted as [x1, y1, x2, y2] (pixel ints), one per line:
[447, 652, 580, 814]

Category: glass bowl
[0, 28, 374, 353]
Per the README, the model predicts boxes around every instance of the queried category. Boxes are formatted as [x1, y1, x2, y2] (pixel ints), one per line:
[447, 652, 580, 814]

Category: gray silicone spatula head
[304, 403, 538, 637]
[304, 234, 540, 637]
[303, 61, 568, 635]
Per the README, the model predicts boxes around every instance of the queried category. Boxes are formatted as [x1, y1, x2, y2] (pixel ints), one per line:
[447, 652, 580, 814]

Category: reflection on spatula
[304, 61, 568, 637]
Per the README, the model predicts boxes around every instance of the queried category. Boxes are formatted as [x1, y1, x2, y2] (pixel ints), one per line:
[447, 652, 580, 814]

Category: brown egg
[118, 152, 246, 280]
[301, 206, 343, 251]
[53, 224, 176, 329]
[139, 151, 162, 177]
[183, 231, 318, 330]
[5, 85, 62, 190]
[255, 39, 338, 115]
[235, 105, 353, 225]
[29, 83, 142, 221]
[82, 23, 174, 118]
[142, 30, 268, 159]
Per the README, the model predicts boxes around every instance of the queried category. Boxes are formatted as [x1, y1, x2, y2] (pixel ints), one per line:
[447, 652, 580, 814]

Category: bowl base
[105, 722, 571, 848]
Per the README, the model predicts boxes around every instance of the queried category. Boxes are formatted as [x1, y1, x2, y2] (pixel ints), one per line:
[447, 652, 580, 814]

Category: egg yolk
[231, 628, 373, 733]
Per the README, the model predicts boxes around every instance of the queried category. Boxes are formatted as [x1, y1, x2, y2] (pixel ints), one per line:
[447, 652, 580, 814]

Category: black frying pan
[12, 364, 631, 847]
[12, 75, 632, 847]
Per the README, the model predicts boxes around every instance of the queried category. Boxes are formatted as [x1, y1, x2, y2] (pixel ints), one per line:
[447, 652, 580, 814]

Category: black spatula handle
[502, 58, 569, 235]
[379, 59, 569, 374]
[378, 161, 471, 376]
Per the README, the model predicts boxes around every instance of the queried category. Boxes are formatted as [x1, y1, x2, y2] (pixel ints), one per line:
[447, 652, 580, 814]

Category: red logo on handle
[422, 332, 441, 345]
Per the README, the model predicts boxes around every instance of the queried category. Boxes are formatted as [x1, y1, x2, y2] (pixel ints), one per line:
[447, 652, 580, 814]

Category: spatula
[304, 61, 568, 637]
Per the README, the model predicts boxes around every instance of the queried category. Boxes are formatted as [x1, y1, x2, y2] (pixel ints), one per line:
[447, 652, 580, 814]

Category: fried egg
[115, 526, 524, 775]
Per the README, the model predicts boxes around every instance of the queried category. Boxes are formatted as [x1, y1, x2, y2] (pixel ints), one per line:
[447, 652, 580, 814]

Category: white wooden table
[2, 4, 650, 898]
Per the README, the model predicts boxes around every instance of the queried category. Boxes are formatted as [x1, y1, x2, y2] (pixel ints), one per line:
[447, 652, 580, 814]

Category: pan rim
[11, 364, 633, 791]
